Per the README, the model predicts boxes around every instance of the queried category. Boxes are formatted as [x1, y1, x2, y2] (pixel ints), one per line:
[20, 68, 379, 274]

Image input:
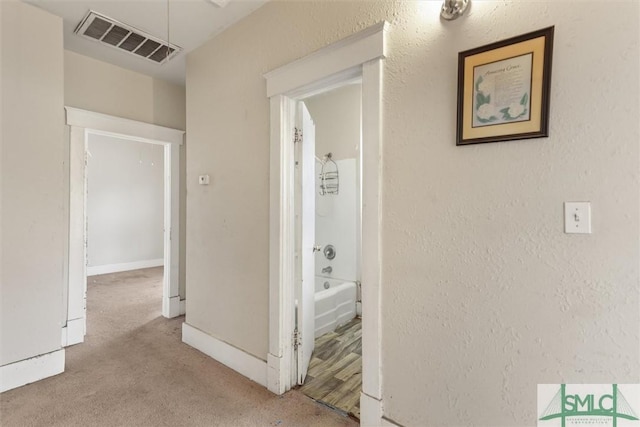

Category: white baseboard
[359, 394, 402, 427]
[163, 296, 182, 318]
[267, 352, 289, 395]
[61, 318, 85, 347]
[182, 323, 267, 387]
[179, 299, 186, 316]
[87, 258, 164, 276]
[360, 392, 384, 427]
[0, 349, 65, 393]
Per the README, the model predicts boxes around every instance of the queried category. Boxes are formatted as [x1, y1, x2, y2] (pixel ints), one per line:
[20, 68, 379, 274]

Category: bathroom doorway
[265, 21, 386, 424]
[295, 83, 363, 418]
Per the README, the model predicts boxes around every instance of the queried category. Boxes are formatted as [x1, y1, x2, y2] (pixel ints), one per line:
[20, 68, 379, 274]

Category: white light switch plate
[564, 202, 591, 234]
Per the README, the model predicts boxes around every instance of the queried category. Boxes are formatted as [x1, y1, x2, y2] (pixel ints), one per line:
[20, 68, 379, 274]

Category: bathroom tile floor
[299, 318, 362, 419]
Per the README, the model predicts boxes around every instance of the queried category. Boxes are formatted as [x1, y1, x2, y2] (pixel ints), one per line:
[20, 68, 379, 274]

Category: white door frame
[264, 22, 388, 425]
[63, 107, 185, 347]
[294, 101, 316, 386]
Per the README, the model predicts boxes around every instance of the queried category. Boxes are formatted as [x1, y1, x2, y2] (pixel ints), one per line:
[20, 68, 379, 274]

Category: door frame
[293, 101, 316, 386]
[265, 22, 388, 425]
[63, 107, 185, 347]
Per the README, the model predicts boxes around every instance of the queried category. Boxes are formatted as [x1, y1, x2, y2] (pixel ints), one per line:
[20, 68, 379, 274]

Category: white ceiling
[25, 0, 268, 86]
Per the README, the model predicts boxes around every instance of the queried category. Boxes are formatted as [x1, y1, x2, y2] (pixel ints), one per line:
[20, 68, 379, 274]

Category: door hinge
[294, 127, 303, 144]
[293, 328, 302, 350]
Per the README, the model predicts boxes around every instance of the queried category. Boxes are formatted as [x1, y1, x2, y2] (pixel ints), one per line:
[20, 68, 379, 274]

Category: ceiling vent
[74, 11, 181, 64]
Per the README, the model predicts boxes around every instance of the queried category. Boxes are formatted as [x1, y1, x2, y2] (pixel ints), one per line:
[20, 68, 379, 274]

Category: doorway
[64, 107, 184, 347]
[85, 134, 164, 277]
[296, 83, 363, 418]
[265, 21, 387, 425]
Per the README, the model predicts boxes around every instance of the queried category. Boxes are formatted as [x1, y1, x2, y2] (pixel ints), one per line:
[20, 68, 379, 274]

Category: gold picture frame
[456, 27, 554, 146]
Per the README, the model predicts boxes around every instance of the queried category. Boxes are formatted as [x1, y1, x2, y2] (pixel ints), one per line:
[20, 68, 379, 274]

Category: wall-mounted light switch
[198, 175, 210, 185]
[564, 202, 591, 234]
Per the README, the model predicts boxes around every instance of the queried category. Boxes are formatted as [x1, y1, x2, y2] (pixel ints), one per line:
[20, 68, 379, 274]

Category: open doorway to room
[295, 83, 363, 419]
[85, 134, 165, 325]
[64, 108, 184, 347]
[86, 135, 165, 277]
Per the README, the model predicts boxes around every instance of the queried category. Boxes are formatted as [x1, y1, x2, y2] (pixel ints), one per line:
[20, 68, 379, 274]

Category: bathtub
[314, 277, 357, 338]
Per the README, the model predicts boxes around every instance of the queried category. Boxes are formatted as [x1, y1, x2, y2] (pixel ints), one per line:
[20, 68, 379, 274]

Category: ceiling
[25, 0, 269, 86]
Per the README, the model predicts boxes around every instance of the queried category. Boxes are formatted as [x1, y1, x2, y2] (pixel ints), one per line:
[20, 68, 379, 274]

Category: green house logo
[539, 384, 639, 427]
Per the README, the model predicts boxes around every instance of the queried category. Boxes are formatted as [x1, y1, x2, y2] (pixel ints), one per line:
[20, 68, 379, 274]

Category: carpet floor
[0, 267, 357, 427]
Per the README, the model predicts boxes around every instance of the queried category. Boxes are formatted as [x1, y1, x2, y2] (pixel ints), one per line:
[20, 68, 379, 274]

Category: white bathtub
[314, 277, 357, 338]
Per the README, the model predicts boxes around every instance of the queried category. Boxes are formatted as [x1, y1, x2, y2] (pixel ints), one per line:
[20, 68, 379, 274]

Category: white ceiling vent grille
[74, 11, 181, 64]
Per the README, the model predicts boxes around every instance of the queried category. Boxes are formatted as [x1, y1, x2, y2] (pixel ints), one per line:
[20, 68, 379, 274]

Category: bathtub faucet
[322, 266, 332, 274]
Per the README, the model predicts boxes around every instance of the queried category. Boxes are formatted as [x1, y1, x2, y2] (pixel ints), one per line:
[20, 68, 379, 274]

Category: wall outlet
[564, 202, 591, 234]
[198, 175, 210, 185]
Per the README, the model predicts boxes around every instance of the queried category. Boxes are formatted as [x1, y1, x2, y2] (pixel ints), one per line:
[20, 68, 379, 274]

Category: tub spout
[322, 266, 332, 274]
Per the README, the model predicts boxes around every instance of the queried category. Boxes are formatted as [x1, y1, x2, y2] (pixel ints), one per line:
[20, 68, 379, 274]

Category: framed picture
[456, 27, 554, 146]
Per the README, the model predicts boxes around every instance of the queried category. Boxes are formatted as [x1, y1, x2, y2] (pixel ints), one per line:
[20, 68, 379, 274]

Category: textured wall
[381, 2, 638, 425]
[186, 1, 639, 424]
[1, 0, 64, 366]
[64, 50, 186, 130]
[185, 0, 384, 367]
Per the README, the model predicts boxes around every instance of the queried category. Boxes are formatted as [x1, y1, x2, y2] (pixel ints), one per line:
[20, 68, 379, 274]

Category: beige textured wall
[1, 0, 65, 365]
[64, 51, 186, 130]
[185, 1, 639, 424]
[64, 51, 188, 299]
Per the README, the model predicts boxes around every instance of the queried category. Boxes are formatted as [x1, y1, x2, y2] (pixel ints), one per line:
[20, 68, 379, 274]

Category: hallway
[0, 268, 356, 427]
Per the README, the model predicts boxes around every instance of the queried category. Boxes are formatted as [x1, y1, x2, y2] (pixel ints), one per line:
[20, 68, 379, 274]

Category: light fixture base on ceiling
[441, 0, 470, 20]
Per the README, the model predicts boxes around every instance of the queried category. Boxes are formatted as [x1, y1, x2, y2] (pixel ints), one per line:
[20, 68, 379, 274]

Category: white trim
[182, 323, 267, 387]
[65, 107, 184, 145]
[360, 393, 403, 427]
[179, 299, 186, 316]
[61, 318, 85, 347]
[360, 393, 384, 427]
[265, 21, 387, 425]
[67, 126, 87, 343]
[65, 108, 184, 345]
[163, 143, 181, 318]
[86, 259, 164, 276]
[267, 353, 287, 395]
[0, 350, 65, 393]
[264, 21, 388, 98]
[165, 296, 181, 318]
[267, 95, 296, 395]
[361, 58, 384, 400]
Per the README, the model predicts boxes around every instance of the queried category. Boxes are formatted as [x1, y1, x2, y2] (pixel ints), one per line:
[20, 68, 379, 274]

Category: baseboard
[359, 394, 403, 427]
[61, 318, 85, 347]
[360, 392, 384, 427]
[0, 349, 65, 393]
[87, 258, 164, 276]
[182, 323, 267, 387]
[163, 296, 182, 318]
[179, 299, 186, 316]
[267, 353, 289, 395]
